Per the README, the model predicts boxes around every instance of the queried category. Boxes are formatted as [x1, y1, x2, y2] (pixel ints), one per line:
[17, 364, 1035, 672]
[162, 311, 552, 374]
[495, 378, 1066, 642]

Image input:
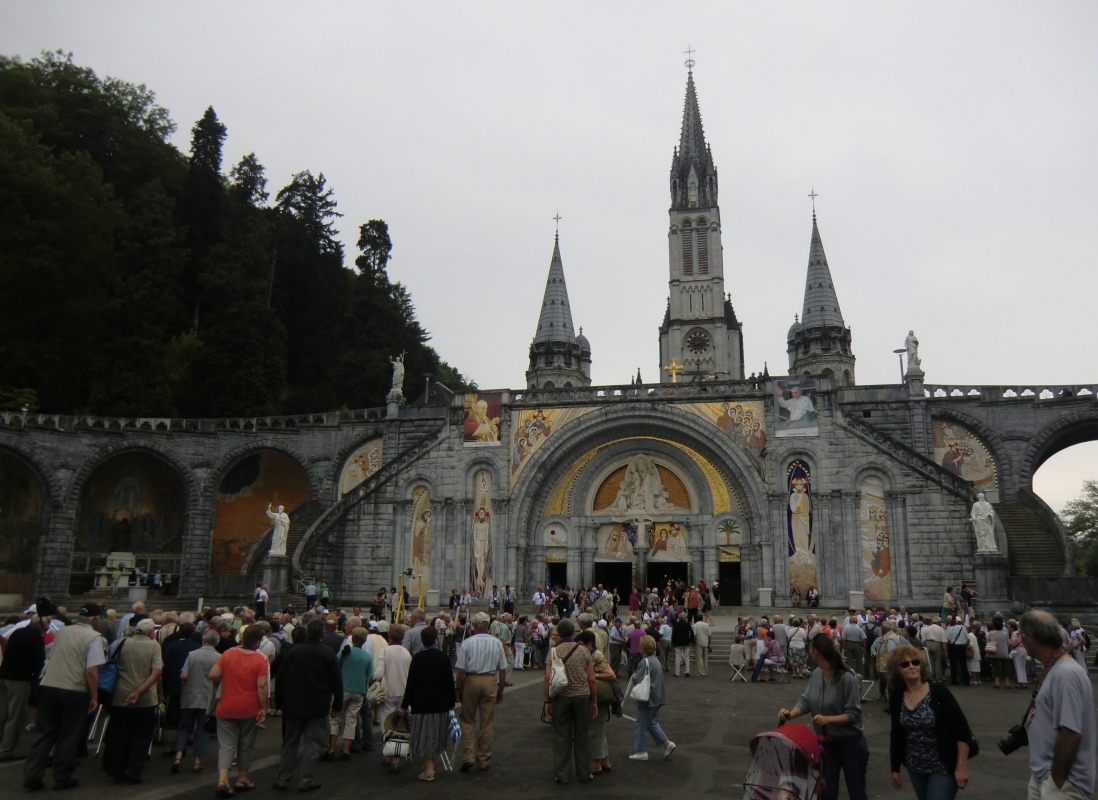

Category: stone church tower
[526, 233, 591, 389]
[659, 69, 744, 383]
[786, 212, 856, 385]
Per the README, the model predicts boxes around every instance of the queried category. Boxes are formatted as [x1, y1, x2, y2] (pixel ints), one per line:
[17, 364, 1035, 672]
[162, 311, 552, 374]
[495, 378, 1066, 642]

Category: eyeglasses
[898, 660, 920, 668]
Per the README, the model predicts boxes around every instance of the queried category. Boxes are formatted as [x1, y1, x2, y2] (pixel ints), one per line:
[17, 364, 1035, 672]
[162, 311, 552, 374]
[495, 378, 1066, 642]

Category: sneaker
[663, 741, 676, 759]
[628, 752, 648, 761]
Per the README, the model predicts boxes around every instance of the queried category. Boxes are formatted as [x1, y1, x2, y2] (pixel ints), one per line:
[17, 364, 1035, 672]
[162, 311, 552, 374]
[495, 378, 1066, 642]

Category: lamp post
[892, 349, 906, 384]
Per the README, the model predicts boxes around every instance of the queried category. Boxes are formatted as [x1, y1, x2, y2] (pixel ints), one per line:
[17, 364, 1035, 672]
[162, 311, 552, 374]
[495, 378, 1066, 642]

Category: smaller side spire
[526, 230, 591, 389]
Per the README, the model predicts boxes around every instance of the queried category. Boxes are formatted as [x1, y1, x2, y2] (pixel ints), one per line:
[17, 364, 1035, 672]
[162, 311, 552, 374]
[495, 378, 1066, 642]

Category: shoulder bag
[627, 657, 651, 703]
[549, 643, 580, 698]
[97, 638, 127, 693]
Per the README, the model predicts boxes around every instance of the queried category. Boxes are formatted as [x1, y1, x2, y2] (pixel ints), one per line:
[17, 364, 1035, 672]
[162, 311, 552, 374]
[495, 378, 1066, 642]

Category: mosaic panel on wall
[774, 378, 819, 437]
[77, 452, 185, 554]
[463, 393, 503, 446]
[932, 420, 999, 501]
[470, 470, 494, 595]
[338, 438, 383, 498]
[787, 460, 816, 597]
[409, 486, 433, 580]
[0, 452, 43, 596]
[509, 407, 593, 488]
[211, 452, 311, 575]
[593, 463, 692, 512]
[648, 522, 690, 562]
[595, 522, 638, 561]
[678, 401, 767, 457]
[859, 475, 892, 601]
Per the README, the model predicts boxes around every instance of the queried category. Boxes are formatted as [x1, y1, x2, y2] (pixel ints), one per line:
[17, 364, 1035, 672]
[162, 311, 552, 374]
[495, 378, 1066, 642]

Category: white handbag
[628, 658, 651, 703]
[549, 643, 579, 698]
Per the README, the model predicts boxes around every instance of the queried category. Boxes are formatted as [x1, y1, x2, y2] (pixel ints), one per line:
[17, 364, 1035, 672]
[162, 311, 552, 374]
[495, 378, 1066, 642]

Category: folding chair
[764, 664, 790, 684]
[439, 711, 462, 771]
[861, 679, 876, 700]
[729, 649, 748, 682]
[87, 704, 110, 758]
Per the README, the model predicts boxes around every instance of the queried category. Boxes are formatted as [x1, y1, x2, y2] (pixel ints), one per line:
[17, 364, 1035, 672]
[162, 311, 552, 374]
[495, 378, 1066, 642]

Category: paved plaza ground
[5, 656, 1064, 800]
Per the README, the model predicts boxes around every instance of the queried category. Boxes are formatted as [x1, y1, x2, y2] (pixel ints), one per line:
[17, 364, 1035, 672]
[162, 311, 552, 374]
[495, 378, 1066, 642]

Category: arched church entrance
[510, 407, 766, 602]
[73, 451, 186, 596]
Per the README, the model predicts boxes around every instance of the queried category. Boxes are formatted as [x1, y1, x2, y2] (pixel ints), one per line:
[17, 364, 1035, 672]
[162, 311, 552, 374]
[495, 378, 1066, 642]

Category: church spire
[799, 215, 846, 328]
[670, 68, 717, 210]
[527, 231, 591, 390]
[787, 209, 855, 385]
[532, 233, 576, 345]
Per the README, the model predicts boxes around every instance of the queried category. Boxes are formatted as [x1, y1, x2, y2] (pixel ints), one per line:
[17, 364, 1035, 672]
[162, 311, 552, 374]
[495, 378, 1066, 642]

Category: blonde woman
[887, 644, 972, 800]
[628, 635, 675, 762]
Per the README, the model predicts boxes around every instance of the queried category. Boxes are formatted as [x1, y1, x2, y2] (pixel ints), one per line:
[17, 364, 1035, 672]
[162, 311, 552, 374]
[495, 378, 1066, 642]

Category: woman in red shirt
[209, 626, 269, 797]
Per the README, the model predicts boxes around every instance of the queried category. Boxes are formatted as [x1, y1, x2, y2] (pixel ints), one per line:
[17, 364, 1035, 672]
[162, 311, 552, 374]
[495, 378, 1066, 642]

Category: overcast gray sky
[3, 1, 1096, 509]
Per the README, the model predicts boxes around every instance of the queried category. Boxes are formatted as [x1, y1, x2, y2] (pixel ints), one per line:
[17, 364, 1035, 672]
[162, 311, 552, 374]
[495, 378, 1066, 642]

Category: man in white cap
[454, 612, 508, 772]
[107, 617, 163, 783]
[23, 602, 105, 791]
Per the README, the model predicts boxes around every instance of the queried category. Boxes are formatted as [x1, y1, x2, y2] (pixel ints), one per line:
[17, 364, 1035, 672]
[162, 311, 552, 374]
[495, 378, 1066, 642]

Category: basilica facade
[1, 70, 1090, 612]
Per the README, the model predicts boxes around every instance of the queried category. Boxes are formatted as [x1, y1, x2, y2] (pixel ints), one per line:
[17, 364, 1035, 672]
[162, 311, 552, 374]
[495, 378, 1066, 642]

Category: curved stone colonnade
[0, 380, 1094, 607]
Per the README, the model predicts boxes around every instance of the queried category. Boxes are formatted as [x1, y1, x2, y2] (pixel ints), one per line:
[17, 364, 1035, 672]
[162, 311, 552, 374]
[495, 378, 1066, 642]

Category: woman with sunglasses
[778, 633, 867, 800]
[887, 644, 973, 800]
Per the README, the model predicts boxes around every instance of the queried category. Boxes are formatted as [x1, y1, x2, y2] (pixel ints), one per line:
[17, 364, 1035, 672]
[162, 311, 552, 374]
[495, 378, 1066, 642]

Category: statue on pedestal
[905, 330, 922, 373]
[970, 492, 999, 554]
[389, 354, 405, 399]
[266, 503, 290, 557]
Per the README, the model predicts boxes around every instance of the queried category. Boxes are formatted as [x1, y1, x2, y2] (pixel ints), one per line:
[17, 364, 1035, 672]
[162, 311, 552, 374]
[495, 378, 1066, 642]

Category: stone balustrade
[0, 406, 387, 432]
[923, 385, 1097, 401]
[510, 378, 771, 407]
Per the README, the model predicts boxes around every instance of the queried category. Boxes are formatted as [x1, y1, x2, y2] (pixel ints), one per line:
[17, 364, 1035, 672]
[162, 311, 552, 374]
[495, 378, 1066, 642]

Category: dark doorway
[719, 562, 741, 606]
[547, 562, 567, 591]
[646, 562, 688, 593]
[594, 562, 633, 599]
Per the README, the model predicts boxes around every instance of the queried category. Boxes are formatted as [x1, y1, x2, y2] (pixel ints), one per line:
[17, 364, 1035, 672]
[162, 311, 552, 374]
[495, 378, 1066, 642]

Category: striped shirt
[455, 632, 508, 675]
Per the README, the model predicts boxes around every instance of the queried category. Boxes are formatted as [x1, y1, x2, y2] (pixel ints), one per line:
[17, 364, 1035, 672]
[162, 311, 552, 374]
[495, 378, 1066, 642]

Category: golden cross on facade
[664, 358, 684, 383]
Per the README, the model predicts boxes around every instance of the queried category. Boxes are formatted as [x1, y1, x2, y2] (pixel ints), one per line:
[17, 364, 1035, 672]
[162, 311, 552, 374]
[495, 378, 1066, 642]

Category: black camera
[998, 724, 1029, 755]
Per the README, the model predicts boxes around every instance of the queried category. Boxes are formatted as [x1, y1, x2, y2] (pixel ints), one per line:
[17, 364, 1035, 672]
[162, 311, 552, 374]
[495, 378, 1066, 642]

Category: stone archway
[508, 405, 768, 594]
[0, 448, 50, 602]
[72, 450, 189, 595]
[209, 449, 313, 575]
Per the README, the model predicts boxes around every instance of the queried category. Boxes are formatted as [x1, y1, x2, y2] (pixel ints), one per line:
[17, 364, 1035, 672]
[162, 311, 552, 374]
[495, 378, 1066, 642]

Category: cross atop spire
[684, 45, 696, 71]
[553, 211, 562, 236]
[808, 188, 818, 219]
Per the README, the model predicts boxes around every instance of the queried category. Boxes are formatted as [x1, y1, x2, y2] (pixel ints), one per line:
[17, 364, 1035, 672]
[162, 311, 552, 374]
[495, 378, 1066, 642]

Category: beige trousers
[459, 674, 498, 767]
[1028, 775, 1089, 800]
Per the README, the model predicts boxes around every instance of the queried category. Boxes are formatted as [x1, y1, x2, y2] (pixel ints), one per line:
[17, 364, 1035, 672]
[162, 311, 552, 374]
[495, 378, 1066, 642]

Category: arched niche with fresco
[211, 450, 312, 574]
[0, 451, 46, 600]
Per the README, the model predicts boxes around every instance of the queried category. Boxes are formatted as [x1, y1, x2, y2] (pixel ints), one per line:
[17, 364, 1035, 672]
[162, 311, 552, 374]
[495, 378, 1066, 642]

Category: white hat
[135, 618, 156, 633]
[24, 604, 36, 614]
[597, 619, 608, 629]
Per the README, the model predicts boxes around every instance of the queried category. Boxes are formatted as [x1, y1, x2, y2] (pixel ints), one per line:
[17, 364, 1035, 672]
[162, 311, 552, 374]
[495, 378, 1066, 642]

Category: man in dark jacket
[671, 612, 695, 677]
[161, 622, 200, 755]
[273, 619, 342, 792]
[0, 614, 47, 760]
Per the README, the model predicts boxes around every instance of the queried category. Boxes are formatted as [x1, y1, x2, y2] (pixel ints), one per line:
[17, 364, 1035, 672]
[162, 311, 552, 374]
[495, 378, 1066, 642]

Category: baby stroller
[742, 723, 821, 800]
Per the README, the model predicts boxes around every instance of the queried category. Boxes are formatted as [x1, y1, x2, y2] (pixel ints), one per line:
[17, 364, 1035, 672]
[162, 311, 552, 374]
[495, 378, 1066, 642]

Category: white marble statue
[905, 330, 921, 372]
[390, 354, 405, 396]
[266, 503, 290, 557]
[970, 492, 999, 554]
[606, 454, 678, 515]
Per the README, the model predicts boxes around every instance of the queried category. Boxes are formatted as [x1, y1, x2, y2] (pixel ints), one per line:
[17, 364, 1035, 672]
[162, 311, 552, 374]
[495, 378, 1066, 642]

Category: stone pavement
[5, 666, 1062, 799]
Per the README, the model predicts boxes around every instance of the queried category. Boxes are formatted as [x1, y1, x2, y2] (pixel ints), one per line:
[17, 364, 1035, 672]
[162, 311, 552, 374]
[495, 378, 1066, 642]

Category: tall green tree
[1066, 480, 1098, 576]
[180, 106, 226, 328]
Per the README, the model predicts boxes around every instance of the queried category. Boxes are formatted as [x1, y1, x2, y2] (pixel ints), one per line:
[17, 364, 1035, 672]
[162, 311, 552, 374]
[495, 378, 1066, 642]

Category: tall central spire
[670, 68, 717, 210]
[800, 216, 846, 328]
[533, 233, 576, 344]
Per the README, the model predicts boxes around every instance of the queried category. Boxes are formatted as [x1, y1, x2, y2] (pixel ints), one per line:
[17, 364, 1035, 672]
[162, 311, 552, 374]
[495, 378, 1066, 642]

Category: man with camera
[1014, 610, 1094, 800]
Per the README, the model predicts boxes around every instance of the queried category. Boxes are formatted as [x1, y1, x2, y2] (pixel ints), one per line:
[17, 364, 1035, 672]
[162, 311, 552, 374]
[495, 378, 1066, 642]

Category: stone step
[994, 502, 1065, 577]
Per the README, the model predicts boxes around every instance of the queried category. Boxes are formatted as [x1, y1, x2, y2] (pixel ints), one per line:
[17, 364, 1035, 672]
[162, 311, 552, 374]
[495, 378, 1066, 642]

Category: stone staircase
[995, 502, 1067, 577]
[291, 421, 448, 575]
[708, 631, 736, 665]
[239, 500, 326, 577]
